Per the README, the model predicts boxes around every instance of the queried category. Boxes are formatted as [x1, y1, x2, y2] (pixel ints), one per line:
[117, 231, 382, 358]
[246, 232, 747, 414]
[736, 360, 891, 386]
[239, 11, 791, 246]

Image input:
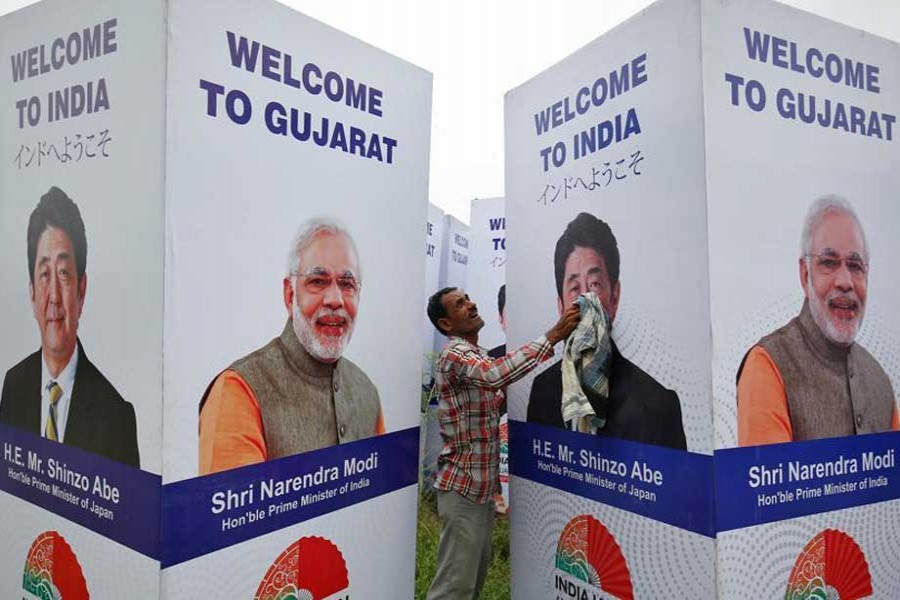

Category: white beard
[806, 275, 863, 346]
[292, 303, 354, 362]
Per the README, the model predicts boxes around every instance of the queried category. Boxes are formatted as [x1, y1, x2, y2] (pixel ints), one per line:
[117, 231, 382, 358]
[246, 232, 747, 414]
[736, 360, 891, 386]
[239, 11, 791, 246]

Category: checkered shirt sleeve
[433, 335, 553, 504]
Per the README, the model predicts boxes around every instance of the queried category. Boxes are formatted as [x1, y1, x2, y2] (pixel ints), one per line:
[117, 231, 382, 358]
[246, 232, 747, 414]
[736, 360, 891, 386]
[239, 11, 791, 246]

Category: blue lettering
[265, 101, 287, 135]
[261, 45, 280, 82]
[632, 53, 647, 86]
[534, 108, 552, 135]
[849, 105, 866, 135]
[771, 36, 788, 68]
[303, 63, 322, 95]
[592, 77, 608, 107]
[226, 31, 259, 71]
[807, 48, 824, 78]
[609, 64, 630, 97]
[881, 114, 894, 140]
[330, 122, 348, 151]
[576, 87, 590, 114]
[789, 41, 805, 74]
[866, 66, 880, 93]
[283, 54, 301, 89]
[551, 101, 563, 128]
[199, 79, 225, 116]
[776, 88, 795, 120]
[349, 126, 366, 156]
[11, 51, 27, 82]
[623, 107, 641, 137]
[369, 88, 383, 117]
[743, 27, 770, 61]
[845, 61, 864, 90]
[724, 72, 744, 106]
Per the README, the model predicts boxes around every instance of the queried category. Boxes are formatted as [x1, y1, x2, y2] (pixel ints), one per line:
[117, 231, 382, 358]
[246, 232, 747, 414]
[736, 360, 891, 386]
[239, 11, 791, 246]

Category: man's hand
[546, 304, 581, 345]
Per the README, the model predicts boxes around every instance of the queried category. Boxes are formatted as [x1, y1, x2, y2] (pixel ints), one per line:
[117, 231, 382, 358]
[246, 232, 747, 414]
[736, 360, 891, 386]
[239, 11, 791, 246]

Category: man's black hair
[427, 286, 458, 335]
[497, 284, 505, 315]
[553, 212, 619, 299]
[27, 187, 87, 284]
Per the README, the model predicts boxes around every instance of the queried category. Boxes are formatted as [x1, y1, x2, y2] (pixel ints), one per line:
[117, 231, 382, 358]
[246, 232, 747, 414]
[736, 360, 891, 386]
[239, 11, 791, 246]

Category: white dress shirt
[40, 346, 79, 442]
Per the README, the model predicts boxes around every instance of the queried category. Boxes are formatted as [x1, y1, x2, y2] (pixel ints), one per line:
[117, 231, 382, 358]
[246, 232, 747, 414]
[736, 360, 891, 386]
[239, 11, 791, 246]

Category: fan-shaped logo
[255, 536, 350, 600]
[22, 531, 89, 600]
[554, 515, 633, 600]
[785, 529, 873, 600]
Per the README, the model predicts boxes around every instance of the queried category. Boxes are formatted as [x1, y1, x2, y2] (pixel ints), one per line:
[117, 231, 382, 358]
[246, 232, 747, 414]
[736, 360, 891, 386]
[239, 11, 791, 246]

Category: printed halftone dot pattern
[613, 303, 712, 454]
[718, 501, 900, 599]
[857, 310, 900, 407]
[713, 295, 900, 448]
[510, 476, 715, 599]
[713, 293, 799, 448]
[509, 304, 713, 454]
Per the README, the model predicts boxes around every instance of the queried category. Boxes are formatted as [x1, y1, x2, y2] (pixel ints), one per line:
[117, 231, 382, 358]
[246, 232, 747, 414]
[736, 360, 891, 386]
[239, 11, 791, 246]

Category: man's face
[284, 232, 360, 363]
[800, 212, 868, 346]
[558, 246, 620, 322]
[438, 289, 483, 337]
[30, 226, 86, 364]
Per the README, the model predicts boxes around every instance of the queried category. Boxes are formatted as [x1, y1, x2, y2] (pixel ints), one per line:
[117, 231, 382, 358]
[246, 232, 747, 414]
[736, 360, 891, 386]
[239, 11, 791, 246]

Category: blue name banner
[0, 423, 161, 558]
[716, 431, 900, 532]
[160, 426, 419, 567]
[509, 421, 715, 537]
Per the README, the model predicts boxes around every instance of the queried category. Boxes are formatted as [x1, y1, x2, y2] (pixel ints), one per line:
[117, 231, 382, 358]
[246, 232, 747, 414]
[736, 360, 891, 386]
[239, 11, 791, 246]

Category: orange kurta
[737, 346, 899, 447]
[199, 369, 385, 475]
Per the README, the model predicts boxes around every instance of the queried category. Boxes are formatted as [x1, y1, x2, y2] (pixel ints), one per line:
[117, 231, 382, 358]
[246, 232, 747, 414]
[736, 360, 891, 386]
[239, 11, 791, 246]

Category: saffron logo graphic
[255, 536, 350, 600]
[785, 529, 873, 600]
[22, 531, 89, 600]
[554, 515, 633, 600]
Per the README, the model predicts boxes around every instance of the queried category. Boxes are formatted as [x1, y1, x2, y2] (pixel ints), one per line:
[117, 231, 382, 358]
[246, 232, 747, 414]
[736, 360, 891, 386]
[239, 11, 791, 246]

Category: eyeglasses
[293, 268, 360, 296]
[807, 254, 868, 278]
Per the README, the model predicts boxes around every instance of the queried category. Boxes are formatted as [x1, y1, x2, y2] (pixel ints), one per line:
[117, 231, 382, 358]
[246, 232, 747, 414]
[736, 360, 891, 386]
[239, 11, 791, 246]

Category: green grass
[414, 491, 511, 600]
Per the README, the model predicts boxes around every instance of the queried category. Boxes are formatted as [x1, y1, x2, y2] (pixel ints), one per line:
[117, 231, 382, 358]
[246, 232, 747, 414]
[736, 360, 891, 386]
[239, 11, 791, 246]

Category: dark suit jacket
[0, 341, 140, 467]
[526, 343, 686, 450]
[487, 344, 506, 359]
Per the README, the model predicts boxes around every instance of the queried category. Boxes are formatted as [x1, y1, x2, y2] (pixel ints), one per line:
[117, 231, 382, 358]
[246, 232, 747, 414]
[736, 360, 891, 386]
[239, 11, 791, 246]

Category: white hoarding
[420, 203, 444, 488]
[504, 0, 715, 597]
[161, 0, 431, 596]
[435, 214, 469, 350]
[466, 196, 506, 354]
[0, 0, 166, 597]
[704, 0, 900, 596]
[466, 196, 510, 510]
[1, 0, 431, 597]
[423, 203, 445, 356]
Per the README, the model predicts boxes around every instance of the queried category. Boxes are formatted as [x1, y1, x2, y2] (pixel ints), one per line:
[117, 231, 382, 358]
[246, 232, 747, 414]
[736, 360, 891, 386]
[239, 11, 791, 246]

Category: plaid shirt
[433, 335, 554, 504]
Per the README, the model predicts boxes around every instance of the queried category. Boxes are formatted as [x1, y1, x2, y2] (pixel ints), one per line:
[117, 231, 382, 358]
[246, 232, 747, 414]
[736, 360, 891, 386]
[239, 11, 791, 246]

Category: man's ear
[76, 273, 88, 311]
[799, 257, 810, 298]
[608, 280, 621, 323]
[437, 317, 451, 336]
[283, 277, 294, 317]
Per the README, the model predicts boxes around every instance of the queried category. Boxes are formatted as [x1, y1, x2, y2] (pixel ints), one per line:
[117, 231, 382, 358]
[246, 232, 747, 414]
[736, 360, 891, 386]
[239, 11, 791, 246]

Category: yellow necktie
[46, 381, 62, 442]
